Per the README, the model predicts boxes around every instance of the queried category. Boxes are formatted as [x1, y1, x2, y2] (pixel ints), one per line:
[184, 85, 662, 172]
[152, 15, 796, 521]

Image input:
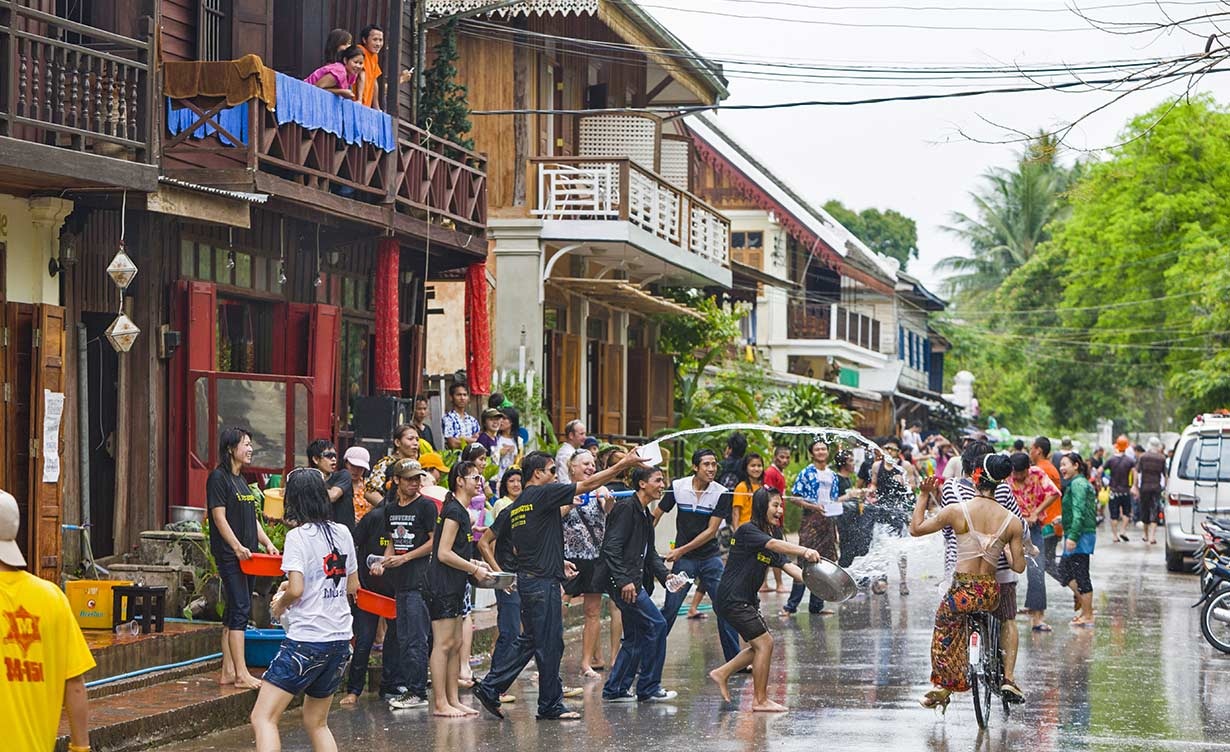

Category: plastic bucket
[262, 488, 284, 520]
[244, 628, 286, 667]
[239, 553, 283, 577]
[356, 588, 397, 619]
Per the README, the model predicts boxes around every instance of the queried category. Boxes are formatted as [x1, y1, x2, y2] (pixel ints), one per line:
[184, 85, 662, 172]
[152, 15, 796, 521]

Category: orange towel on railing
[163, 54, 276, 110]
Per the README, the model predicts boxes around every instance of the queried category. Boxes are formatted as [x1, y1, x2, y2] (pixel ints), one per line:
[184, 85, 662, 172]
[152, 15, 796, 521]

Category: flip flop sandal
[1031, 623, 1053, 632]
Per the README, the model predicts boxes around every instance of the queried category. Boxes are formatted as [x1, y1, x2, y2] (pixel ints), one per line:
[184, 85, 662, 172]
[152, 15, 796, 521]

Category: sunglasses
[465, 474, 483, 482]
[546, 466, 557, 475]
[322, 451, 338, 459]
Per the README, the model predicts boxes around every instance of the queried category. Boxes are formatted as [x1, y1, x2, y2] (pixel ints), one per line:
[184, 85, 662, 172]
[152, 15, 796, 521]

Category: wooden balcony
[0, 1, 156, 191]
[531, 157, 730, 278]
[161, 68, 486, 243]
[788, 300, 881, 352]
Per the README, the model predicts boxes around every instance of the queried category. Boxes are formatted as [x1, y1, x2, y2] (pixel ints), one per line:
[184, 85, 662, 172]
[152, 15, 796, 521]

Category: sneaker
[378, 686, 409, 701]
[562, 686, 584, 699]
[604, 692, 636, 703]
[640, 689, 677, 702]
[388, 692, 429, 710]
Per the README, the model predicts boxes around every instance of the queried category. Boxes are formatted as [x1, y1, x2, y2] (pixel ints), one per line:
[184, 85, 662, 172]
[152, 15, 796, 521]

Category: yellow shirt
[0, 570, 96, 751]
[732, 480, 761, 530]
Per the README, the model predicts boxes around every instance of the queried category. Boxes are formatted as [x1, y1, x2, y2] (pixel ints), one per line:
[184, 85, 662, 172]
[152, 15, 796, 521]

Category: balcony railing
[162, 68, 486, 233]
[788, 300, 881, 351]
[531, 157, 730, 267]
[0, 1, 152, 162]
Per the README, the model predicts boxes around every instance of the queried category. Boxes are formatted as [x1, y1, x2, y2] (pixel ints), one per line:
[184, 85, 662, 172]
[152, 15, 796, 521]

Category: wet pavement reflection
[161, 532, 1230, 751]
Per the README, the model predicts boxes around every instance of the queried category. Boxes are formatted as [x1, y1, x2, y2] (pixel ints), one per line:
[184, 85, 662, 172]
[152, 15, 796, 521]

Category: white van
[1165, 413, 1230, 571]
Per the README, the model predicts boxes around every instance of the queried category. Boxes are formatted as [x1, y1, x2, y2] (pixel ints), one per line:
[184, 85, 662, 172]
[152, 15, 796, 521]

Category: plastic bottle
[666, 571, 694, 593]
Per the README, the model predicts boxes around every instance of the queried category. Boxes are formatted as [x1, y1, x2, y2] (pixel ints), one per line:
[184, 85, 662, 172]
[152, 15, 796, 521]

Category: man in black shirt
[370, 459, 435, 710]
[653, 448, 741, 663]
[598, 465, 676, 703]
[342, 493, 401, 704]
[474, 448, 644, 721]
[308, 439, 355, 532]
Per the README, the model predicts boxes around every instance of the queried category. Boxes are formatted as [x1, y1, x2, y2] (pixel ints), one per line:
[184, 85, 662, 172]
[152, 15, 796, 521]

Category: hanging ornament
[107, 243, 138, 289]
[226, 228, 236, 269]
[105, 313, 141, 353]
[278, 262, 287, 285]
[313, 274, 323, 288]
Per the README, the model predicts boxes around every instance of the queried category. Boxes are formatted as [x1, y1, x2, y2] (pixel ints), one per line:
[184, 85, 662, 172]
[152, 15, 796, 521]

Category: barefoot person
[208, 426, 279, 690]
[424, 461, 491, 717]
[1058, 453, 1098, 626]
[708, 487, 819, 712]
[909, 449, 1025, 713]
[250, 468, 357, 751]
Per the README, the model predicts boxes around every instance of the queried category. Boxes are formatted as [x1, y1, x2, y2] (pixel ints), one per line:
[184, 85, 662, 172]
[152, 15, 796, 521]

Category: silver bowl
[476, 571, 516, 589]
[168, 505, 205, 525]
[801, 558, 858, 602]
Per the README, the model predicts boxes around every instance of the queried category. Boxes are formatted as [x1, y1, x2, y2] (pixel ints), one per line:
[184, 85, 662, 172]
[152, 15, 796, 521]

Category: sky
[640, 0, 1230, 295]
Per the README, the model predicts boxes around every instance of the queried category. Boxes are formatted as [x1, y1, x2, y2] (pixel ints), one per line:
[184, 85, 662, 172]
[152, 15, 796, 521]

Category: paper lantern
[105, 313, 140, 352]
[106, 249, 138, 289]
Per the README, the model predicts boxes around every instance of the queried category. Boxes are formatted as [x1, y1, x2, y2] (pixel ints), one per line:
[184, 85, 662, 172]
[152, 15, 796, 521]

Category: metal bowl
[476, 571, 516, 589]
[168, 505, 205, 525]
[801, 558, 858, 602]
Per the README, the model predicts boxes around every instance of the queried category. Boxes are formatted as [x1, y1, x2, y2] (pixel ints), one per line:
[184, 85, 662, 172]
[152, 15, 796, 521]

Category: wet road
[162, 529, 1230, 751]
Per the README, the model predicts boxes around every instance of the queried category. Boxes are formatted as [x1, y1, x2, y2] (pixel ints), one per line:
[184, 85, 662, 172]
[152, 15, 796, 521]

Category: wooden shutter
[231, 0, 274, 64]
[29, 305, 66, 581]
[183, 281, 217, 505]
[309, 304, 341, 441]
[599, 343, 623, 436]
[5, 304, 35, 565]
[560, 332, 582, 431]
[625, 346, 648, 436]
[272, 302, 312, 376]
[648, 352, 674, 435]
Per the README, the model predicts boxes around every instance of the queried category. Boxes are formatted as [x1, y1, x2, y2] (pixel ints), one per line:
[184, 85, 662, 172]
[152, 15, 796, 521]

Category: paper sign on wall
[42, 389, 65, 483]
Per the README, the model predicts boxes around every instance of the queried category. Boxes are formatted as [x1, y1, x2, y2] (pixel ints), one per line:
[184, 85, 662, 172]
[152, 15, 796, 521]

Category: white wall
[0, 194, 71, 305]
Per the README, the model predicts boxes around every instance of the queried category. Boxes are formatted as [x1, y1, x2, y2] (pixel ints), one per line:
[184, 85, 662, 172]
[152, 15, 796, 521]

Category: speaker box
[351, 396, 414, 442]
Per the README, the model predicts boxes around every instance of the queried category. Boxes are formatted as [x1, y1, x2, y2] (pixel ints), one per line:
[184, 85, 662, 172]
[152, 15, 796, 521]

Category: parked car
[1165, 413, 1230, 572]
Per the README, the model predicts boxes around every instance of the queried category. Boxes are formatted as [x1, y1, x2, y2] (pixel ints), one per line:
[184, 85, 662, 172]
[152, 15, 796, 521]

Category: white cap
[343, 446, 371, 471]
[0, 491, 26, 568]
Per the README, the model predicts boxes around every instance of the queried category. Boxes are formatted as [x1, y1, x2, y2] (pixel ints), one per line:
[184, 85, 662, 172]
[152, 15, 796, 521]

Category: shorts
[1108, 494, 1133, 520]
[993, 581, 1018, 621]
[1139, 490, 1161, 524]
[563, 558, 602, 597]
[1059, 554, 1093, 594]
[217, 559, 254, 630]
[716, 600, 769, 642]
[426, 590, 466, 620]
[263, 638, 352, 698]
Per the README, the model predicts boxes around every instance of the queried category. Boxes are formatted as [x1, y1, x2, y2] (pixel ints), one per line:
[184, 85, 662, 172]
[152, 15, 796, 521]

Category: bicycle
[967, 611, 1011, 728]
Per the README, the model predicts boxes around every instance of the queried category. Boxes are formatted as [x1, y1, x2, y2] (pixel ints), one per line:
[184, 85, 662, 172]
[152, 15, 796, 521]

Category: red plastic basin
[356, 588, 396, 619]
[239, 553, 283, 577]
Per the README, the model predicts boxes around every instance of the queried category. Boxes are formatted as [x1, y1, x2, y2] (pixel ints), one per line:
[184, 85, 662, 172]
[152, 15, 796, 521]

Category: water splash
[654, 422, 887, 459]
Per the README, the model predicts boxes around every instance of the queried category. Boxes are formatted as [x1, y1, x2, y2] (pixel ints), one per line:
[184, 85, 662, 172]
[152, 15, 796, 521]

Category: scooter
[1193, 544, 1230, 654]
[1195, 518, 1230, 592]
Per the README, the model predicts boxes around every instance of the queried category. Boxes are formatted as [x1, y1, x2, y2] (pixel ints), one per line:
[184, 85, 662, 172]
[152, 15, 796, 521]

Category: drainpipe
[77, 323, 91, 561]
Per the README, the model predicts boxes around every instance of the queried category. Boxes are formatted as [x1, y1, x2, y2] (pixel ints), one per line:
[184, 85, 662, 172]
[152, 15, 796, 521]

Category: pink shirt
[305, 62, 356, 91]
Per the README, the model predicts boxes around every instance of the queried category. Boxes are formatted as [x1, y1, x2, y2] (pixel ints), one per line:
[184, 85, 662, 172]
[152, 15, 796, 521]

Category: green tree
[823, 200, 919, 269]
[418, 21, 473, 153]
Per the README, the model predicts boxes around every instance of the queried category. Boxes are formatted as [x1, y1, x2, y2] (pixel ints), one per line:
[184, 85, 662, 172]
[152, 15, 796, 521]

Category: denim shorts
[263, 639, 353, 699]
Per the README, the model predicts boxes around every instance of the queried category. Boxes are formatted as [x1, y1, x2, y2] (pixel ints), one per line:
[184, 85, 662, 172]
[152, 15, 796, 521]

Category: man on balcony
[442, 383, 480, 450]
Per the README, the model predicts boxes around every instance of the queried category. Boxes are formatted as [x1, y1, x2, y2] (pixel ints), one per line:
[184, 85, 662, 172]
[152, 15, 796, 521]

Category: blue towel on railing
[166, 98, 249, 146]
[274, 72, 395, 152]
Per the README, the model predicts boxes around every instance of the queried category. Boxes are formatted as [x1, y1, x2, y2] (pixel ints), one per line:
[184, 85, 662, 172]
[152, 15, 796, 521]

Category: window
[198, 0, 230, 62]
[730, 230, 764, 270]
[181, 238, 281, 293]
[1176, 437, 1230, 482]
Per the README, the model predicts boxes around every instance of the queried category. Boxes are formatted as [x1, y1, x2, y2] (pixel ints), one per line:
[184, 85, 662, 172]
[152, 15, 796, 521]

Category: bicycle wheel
[971, 670, 989, 729]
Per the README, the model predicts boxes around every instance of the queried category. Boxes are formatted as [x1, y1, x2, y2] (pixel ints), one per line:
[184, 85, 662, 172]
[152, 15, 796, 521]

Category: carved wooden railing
[0, 1, 152, 160]
[531, 157, 730, 267]
[393, 120, 487, 231]
[788, 300, 881, 351]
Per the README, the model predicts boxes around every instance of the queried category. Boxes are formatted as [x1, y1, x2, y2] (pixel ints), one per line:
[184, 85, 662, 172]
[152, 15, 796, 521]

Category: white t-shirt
[555, 443, 577, 483]
[280, 522, 358, 643]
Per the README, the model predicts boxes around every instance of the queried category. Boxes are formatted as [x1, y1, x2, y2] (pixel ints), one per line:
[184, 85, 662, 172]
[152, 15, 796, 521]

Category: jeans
[492, 586, 522, 671]
[784, 573, 825, 614]
[1024, 523, 1048, 612]
[347, 604, 403, 696]
[477, 574, 567, 717]
[395, 590, 431, 697]
[660, 555, 741, 662]
[1044, 535, 1063, 585]
[603, 588, 667, 700]
[217, 559, 254, 630]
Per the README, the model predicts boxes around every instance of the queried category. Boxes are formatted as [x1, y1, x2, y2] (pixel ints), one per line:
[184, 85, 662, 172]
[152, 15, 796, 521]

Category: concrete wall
[0, 194, 71, 305]
[425, 280, 467, 375]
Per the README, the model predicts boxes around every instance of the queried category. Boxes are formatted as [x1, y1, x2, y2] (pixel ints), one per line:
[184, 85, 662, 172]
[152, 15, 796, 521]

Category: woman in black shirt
[709, 487, 819, 712]
[425, 461, 491, 717]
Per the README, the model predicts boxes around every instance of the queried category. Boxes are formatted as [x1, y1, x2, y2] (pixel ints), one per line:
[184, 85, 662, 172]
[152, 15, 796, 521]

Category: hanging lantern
[106, 246, 138, 289]
[105, 313, 141, 353]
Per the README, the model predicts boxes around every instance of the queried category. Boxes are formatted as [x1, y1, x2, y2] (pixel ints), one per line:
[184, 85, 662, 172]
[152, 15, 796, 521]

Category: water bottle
[366, 554, 385, 570]
[666, 571, 694, 593]
[968, 630, 981, 664]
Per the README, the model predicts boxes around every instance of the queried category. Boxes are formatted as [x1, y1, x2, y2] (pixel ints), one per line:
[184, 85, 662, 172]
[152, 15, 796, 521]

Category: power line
[676, 0, 1223, 14]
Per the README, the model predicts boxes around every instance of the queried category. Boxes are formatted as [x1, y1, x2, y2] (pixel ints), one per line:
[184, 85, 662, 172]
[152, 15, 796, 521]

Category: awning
[731, 260, 798, 290]
[894, 391, 941, 410]
[548, 277, 703, 320]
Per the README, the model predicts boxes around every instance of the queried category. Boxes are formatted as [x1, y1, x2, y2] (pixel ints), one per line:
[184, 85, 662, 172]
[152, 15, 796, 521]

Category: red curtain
[465, 262, 491, 396]
[374, 238, 400, 393]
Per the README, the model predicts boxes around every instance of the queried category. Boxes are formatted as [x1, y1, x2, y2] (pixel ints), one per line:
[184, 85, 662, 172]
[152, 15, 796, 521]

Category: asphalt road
[161, 526, 1230, 751]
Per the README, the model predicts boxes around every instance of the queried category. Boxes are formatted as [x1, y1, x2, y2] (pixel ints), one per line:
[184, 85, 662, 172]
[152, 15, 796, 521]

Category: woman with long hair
[323, 28, 352, 63]
[365, 424, 423, 506]
[708, 487, 819, 712]
[732, 453, 765, 531]
[1057, 452, 1098, 626]
[562, 449, 622, 677]
[424, 461, 491, 716]
[455, 443, 489, 687]
[493, 407, 523, 488]
[250, 468, 357, 751]
[208, 426, 278, 690]
[909, 449, 1025, 712]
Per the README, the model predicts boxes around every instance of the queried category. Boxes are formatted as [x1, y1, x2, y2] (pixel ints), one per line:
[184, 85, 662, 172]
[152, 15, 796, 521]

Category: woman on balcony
[306, 45, 364, 100]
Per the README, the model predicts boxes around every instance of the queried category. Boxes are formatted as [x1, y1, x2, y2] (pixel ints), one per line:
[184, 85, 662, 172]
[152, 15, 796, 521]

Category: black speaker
[351, 396, 414, 442]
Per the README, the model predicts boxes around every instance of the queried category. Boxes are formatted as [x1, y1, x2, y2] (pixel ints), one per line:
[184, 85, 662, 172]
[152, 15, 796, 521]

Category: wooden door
[625, 346, 648, 436]
[183, 282, 217, 502]
[560, 332, 581, 432]
[232, 0, 274, 64]
[309, 304, 341, 441]
[28, 305, 66, 581]
[5, 304, 35, 565]
[648, 352, 674, 434]
[0, 244, 7, 492]
[599, 343, 623, 436]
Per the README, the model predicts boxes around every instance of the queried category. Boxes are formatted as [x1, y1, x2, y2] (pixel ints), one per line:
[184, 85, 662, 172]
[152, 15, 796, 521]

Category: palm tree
[939, 137, 1074, 302]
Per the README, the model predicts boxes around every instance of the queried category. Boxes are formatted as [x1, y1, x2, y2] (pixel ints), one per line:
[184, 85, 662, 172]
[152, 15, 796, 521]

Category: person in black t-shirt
[369, 459, 436, 710]
[424, 461, 490, 717]
[474, 448, 645, 721]
[207, 426, 278, 691]
[341, 493, 401, 704]
[308, 439, 355, 532]
[708, 487, 818, 713]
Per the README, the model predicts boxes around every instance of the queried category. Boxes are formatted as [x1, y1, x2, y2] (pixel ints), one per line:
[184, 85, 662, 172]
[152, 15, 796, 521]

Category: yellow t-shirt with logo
[0, 570, 96, 751]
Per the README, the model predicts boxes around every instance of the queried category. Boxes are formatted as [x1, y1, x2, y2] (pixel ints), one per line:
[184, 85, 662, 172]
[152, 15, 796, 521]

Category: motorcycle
[1193, 541, 1230, 654]
[1195, 518, 1230, 593]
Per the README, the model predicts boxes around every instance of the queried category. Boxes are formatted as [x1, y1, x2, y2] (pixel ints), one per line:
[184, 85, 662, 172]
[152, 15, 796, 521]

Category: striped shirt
[941, 478, 1024, 584]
